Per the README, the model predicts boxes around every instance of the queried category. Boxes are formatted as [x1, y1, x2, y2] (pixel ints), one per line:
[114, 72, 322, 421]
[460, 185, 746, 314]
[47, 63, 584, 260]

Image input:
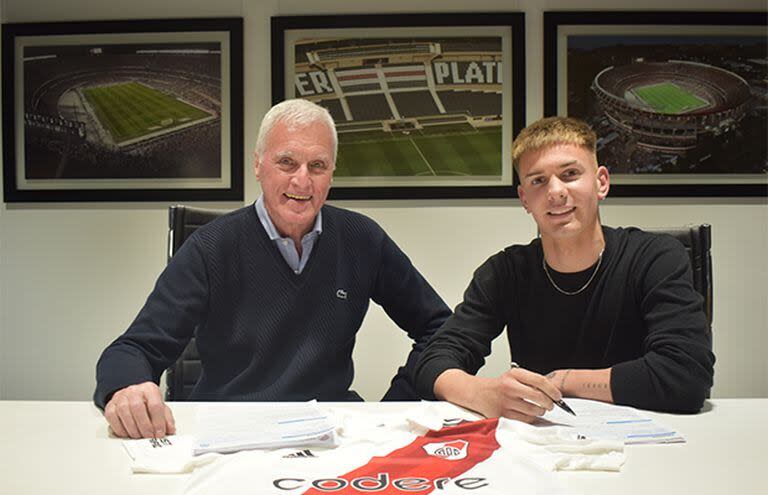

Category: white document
[193, 401, 337, 455]
[541, 398, 684, 444]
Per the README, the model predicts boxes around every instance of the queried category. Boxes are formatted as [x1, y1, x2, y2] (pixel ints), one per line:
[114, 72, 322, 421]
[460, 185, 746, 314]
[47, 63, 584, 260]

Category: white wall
[1, 0, 766, 402]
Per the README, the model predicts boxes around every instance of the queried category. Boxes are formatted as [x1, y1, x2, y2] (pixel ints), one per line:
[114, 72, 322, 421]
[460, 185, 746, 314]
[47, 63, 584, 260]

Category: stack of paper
[541, 398, 684, 444]
[193, 401, 337, 455]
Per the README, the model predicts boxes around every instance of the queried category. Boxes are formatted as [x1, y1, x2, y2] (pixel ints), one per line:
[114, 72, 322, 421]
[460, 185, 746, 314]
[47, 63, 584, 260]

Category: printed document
[194, 400, 337, 455]
[541, 398, 684, 444]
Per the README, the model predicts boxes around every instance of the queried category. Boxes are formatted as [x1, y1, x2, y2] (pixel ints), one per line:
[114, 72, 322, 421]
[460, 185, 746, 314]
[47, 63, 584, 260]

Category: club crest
[422, 439, 468, 460]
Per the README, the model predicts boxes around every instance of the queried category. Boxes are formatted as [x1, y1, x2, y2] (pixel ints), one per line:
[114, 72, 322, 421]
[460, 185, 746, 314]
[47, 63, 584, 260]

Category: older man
[95, 99, 451, 439]
[414, 116, 714, 421]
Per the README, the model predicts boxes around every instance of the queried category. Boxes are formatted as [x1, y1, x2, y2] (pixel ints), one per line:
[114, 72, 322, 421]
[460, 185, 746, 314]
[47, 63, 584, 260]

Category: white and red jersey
[180, 404, 622, 495]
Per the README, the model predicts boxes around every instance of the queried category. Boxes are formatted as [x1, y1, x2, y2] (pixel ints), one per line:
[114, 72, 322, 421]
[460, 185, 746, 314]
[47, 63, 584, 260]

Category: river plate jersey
[179, 403, 624, 494]
[179, 409, 617, 495]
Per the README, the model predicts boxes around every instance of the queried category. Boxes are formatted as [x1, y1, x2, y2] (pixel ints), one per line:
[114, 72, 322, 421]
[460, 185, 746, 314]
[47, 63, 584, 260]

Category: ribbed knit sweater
[94, 204, 450, 409]
[414, 227, 715, 413]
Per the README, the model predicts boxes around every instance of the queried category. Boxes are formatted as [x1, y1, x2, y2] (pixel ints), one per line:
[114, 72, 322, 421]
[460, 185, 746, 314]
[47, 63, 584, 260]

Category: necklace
[542, 249, 604, 296]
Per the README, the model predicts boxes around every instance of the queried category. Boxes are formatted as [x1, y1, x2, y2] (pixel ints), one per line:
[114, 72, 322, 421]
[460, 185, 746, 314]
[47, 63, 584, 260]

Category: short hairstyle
[511, 116, 597, 172]
[255, 99, 338, 163]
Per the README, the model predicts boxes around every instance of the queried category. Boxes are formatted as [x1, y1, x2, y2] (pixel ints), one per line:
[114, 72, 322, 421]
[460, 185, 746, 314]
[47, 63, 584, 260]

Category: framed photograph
[2, 18, 243, 202]
[544, 11, 768, 197]
[272, 13, 525, 199]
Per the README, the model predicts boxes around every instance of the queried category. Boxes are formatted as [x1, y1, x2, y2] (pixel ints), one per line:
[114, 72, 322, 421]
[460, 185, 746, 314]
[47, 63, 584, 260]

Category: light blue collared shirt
[255, 195, 322, 274]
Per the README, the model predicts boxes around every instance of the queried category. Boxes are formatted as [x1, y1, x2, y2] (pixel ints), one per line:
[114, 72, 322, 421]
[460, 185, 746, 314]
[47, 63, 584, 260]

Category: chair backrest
[165, 205, 228, 401]
[646, 224, 713, 324]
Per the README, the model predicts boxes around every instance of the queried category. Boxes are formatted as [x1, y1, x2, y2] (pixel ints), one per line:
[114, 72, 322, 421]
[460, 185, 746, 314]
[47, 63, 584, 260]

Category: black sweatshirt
[414, 227, 715, 413]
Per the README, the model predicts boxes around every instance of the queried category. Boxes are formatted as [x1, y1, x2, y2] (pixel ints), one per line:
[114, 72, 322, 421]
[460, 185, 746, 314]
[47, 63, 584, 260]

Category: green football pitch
[335, 126, 502, 177]
[83, 82, 210, 143]
[632, 82, 709, 115]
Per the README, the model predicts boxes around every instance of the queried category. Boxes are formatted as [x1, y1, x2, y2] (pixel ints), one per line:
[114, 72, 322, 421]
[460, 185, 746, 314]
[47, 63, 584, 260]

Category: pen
[510, 362, 576, 416]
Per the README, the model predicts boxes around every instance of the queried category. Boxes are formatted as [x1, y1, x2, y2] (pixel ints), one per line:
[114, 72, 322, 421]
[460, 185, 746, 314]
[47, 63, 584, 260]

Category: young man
[95, 99, 451, 439]
[414, 116, 714, 422]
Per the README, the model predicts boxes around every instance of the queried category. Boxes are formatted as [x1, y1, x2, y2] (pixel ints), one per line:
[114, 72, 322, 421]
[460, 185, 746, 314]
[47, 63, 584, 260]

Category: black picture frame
[544, 11, 768, 197]
[272, 13, 525, 200]
[2, 18, 244, 202]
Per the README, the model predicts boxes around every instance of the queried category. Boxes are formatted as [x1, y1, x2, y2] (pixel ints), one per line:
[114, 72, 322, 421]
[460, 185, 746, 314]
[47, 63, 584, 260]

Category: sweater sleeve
[371, 233, 452, 401]
[413, 255, 507, 400]
[93, 235, 209, 409]
[610, 235, 715, 413]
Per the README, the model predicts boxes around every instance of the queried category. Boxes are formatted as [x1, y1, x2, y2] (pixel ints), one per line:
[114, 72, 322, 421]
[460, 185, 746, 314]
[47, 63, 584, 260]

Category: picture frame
[2, 18, 244, 202]
[544, 11, 768, 197]
[271, 13, 525, 200]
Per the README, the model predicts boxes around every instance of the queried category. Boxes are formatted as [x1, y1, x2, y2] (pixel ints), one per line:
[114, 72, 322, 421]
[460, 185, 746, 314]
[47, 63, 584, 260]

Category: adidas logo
[283, 449, 316, 458]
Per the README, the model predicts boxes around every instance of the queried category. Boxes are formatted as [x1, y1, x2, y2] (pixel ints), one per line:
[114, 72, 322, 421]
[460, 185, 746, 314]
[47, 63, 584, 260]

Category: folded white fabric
[497, 418, 626, 472]
[121, 435, 220, 474]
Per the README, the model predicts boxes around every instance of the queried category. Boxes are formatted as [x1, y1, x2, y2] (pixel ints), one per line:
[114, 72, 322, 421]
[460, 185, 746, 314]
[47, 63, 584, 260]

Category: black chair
[646, 224, 713, 324]
[164, 205, 228, 401]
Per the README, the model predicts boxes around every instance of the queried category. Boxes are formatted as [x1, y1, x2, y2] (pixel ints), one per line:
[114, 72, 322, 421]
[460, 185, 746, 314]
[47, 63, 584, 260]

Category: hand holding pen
[510, 362, 576, 416]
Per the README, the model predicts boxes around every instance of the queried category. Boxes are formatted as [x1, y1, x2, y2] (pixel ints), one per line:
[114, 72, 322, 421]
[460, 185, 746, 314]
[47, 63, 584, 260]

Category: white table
[0, 399, 764, 494]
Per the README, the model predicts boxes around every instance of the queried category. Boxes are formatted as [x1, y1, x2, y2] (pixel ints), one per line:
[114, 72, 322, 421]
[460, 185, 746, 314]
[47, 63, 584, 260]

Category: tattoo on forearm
[546, 370, 573, 392]
[583, 382, 608, 390]
[560, 369, 572, 391]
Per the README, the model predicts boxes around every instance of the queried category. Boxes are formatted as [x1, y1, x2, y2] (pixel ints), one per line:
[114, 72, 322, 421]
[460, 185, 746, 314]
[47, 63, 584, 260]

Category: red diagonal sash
[302, 418, 501, 494]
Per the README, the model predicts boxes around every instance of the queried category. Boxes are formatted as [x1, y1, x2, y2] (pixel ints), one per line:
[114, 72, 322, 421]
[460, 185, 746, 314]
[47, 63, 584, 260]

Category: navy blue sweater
[414, 227, 715, 413]
[94, 204, 450, 409]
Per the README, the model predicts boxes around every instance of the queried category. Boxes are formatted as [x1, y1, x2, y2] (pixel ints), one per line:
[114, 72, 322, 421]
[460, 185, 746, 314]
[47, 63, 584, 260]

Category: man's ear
[254, 153, 261, 181]
[596, 165, 610, 201]
[518, 185, 530, 213]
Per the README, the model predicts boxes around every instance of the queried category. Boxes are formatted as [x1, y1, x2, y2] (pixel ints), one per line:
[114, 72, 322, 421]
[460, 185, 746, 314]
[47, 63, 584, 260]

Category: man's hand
[434, 368, 562, 423]
[103, 381, 176, 439]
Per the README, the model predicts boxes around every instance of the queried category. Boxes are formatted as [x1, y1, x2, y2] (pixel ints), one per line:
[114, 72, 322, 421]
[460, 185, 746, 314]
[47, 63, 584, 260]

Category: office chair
[646, 224, 713, 324]
[164, 205, 228, 401]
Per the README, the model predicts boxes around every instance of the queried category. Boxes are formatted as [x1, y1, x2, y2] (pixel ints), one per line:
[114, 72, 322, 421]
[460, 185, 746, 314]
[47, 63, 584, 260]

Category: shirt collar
[255, 195, 322, 241]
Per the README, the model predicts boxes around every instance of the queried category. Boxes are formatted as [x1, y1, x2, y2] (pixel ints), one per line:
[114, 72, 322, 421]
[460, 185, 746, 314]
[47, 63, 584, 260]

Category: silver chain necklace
[542, 249, 604, 296]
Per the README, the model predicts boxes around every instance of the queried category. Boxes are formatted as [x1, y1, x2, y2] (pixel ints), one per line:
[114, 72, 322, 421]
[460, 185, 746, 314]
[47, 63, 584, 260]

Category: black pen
[510, 362, 576, 416]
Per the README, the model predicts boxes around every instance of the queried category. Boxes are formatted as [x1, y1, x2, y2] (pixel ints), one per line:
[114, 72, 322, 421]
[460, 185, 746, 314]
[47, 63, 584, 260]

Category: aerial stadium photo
[566, 34, 768, 178]
[22, 41, 222, 181]
[289, 35, 510, 187]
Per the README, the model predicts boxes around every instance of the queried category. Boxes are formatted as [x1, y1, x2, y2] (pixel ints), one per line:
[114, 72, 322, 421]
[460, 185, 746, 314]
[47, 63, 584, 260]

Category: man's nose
[291, 164, 311, 186]
[547, 177, 566, 202]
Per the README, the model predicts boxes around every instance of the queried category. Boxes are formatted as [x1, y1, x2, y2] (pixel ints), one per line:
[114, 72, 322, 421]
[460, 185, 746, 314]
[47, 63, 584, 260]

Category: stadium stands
[391, 91, 439, 118]
[592, 61, 752, 149]
[23, 45, 222, 179]
[439, 90, 501, 117]
[345, 94, 394, 121]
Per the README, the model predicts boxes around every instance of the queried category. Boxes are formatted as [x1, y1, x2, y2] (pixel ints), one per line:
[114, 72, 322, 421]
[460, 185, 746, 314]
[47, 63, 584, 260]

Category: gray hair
[255, 99, 338, 162]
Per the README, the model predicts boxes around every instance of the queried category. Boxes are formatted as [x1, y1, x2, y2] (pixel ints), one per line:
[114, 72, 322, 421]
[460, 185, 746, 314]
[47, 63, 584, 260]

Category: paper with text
[541, 398, 684, 444]
[194, 401, 337, 455]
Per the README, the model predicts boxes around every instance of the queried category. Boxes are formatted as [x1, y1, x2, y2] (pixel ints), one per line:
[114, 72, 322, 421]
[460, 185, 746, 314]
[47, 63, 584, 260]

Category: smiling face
[517, 143, 609, 243]
[254, 119, 335, 242]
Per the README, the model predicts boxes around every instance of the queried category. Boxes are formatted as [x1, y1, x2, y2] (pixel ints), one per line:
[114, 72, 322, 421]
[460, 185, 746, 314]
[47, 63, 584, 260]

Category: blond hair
[511, 116, 597, 172]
